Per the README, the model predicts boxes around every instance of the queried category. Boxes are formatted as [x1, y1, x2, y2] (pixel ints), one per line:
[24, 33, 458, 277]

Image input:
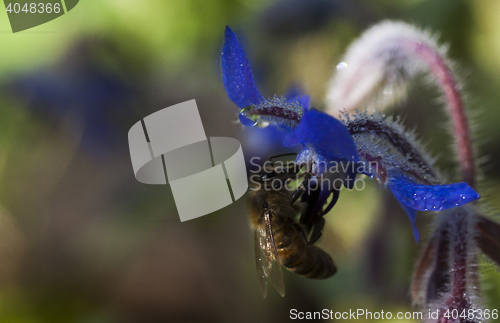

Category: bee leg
[307, 216, 325, 245]
[290, 173, 312, 205]
[293, 223, 310, 245]
[260, 170, 277, 180]
[297, 185, 321, 230]
[290, 187, 304, 205]
[293, 217, 325, 246]
[320, 188, 340, 216]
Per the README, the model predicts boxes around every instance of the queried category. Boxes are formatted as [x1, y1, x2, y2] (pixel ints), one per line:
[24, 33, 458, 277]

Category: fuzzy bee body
[248, 166, 337, 297]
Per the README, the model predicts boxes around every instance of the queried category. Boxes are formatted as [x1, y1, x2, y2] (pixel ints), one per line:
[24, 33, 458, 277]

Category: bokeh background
[0, 0, 500, 322]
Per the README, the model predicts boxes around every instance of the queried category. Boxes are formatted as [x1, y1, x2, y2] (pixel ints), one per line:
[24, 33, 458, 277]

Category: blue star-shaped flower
[221, 26, 480, 241]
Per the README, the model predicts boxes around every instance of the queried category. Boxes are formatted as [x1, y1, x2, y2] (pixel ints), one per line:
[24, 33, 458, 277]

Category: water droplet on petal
[239, 106, 258, 127]
[337, 62, 348, 71]
[239, 112, 257, 127]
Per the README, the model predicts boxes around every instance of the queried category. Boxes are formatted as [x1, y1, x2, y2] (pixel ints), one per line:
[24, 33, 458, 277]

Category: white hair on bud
[326, 20, 446, 116]
[340, 110, 441, 185]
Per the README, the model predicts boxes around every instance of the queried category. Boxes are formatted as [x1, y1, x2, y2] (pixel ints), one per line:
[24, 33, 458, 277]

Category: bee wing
[255, 229, 268, 298]
[264, 210, 286, 297]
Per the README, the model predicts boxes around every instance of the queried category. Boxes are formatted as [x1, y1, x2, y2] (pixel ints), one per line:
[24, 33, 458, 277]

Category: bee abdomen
[283, 246, 337, 279]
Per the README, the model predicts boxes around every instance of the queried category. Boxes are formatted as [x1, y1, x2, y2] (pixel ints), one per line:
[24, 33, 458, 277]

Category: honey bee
[248, 156, 338, 298]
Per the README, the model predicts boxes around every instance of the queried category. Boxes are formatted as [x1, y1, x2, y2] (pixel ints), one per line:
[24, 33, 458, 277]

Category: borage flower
[221, 26, 479, 242]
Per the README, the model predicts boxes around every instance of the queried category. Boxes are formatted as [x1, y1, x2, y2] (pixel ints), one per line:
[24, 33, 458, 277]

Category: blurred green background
[0, 0, 500, 322]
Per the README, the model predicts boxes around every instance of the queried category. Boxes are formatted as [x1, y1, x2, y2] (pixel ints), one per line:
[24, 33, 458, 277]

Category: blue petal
[295, 146, 329, 174]
[388, 172, 480, 212]
[398, 202, 420, 242]
[283, 109, 360, 162]
[221, 26, 263, 108]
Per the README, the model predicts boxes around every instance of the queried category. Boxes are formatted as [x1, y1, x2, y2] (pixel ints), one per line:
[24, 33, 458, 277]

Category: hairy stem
[407, 40, 475, 189]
